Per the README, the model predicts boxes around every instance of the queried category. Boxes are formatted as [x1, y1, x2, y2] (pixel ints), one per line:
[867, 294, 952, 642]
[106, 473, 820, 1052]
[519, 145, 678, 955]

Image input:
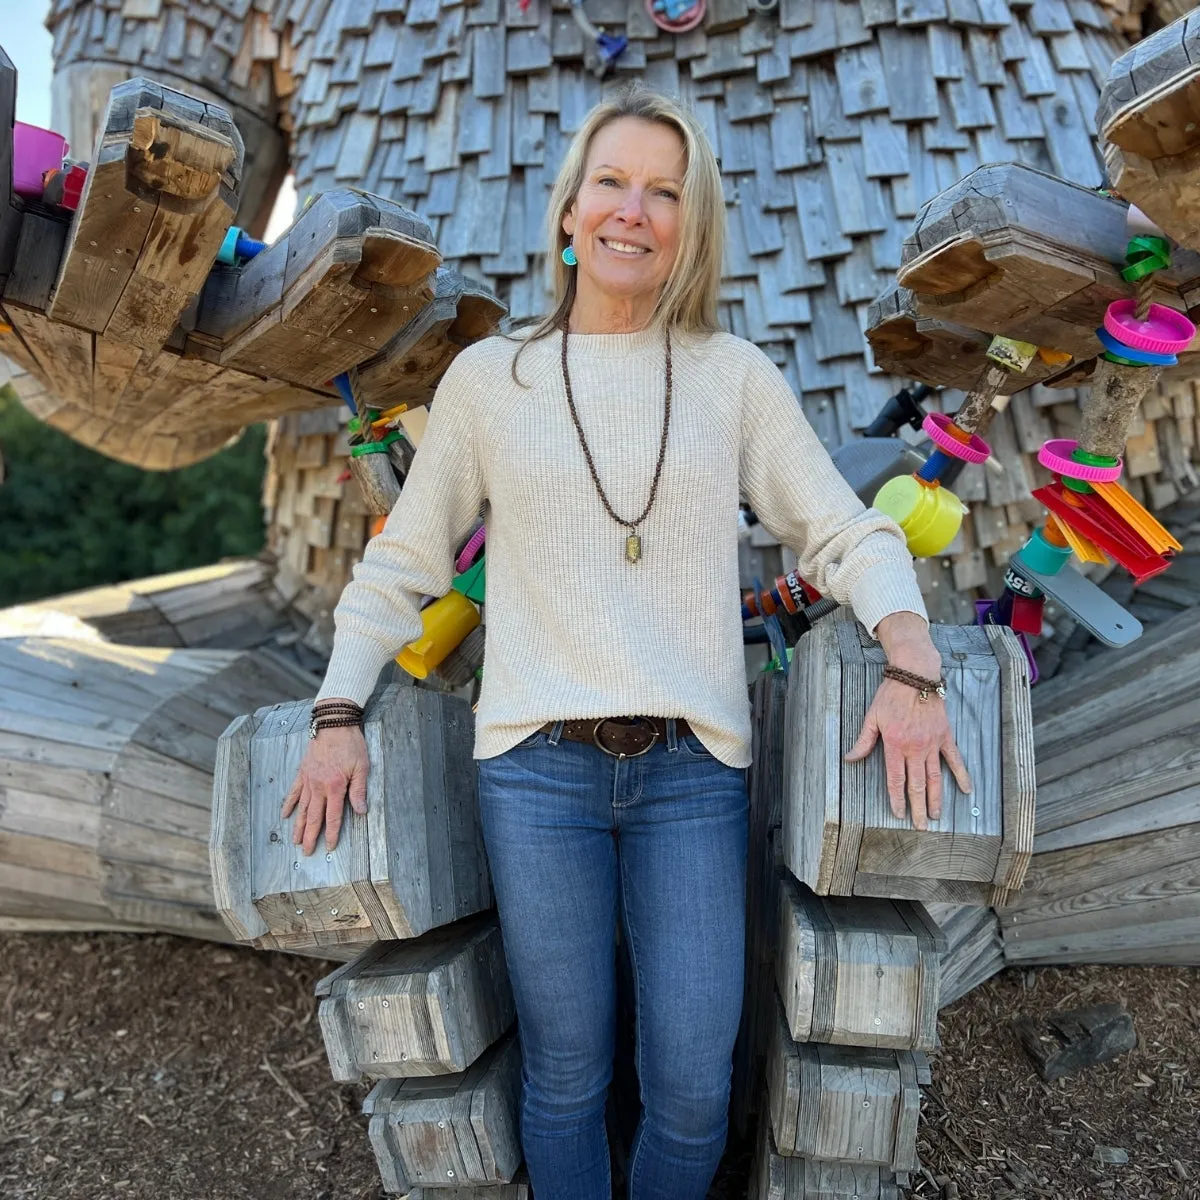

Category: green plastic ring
[1102, 350, 1152, 367]
[1071, 448, 1119, 467]
[1121, 235, 1170, 283]
[349, 431, 402, 457]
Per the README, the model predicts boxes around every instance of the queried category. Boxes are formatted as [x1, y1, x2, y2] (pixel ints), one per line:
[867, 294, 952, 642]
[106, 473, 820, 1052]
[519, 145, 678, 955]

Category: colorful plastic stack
[872, 335, 1040, 558]
[984, 205, 1194, 641]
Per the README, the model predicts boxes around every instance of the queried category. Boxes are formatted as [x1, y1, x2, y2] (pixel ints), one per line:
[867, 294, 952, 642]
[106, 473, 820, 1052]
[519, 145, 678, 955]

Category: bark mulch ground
[0, 932, 1195, 1199]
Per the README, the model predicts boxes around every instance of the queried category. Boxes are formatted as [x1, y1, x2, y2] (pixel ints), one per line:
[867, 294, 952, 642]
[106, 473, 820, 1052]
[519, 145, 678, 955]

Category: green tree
[0, 384, 267, 606]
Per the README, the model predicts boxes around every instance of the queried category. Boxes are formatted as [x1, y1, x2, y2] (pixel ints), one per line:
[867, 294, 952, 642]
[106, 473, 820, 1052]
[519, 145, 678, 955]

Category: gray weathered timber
[777, 875, 943, 1051]
[316, 913, 514, 1080]
[767, 998, 922, 1173]
[0, 635, 311, 943]
[361, 1031, 522, 1191]
[354, 266, 506, 411]
[783, 613, 1035, 905]
[897, 162, 1200, 361]
[998, 604, 1200, 967]
[404, 1173, 530, 1200]
[750, 1117, 902, 1199]
[1100, 13, 1200, 252]
[732, 670, 789, 1137]
[48, 78, 243, 360]
[928, 901, 1004, 1008]
[211, 683, 490, 953]
[191, 189, 443, 390]
[866, 283, 1068, 393]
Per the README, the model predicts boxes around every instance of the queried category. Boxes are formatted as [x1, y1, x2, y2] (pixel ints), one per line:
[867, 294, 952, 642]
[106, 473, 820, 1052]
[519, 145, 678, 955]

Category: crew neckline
[557, 325, 666, 359]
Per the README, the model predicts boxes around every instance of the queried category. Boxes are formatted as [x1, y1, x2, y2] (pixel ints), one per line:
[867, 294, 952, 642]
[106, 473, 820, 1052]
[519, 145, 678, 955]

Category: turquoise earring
[561, 242, 577, 267]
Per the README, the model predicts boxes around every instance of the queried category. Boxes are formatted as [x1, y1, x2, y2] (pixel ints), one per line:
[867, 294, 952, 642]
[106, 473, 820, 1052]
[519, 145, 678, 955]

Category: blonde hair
[511, 82, 725, 381]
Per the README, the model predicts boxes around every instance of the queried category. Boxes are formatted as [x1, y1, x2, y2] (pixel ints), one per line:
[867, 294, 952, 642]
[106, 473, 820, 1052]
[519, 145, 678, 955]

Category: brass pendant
[625, 533, 642, 564]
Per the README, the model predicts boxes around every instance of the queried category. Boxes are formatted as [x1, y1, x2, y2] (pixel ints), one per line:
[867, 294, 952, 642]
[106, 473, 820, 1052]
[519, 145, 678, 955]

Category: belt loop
[666, 718, 679, 752]
[548, 719, 564, 746]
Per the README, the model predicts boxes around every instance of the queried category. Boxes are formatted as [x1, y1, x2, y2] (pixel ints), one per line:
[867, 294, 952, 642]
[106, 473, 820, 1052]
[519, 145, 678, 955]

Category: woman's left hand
[845, 611, 971, 831]
[844, 679, 972, 831]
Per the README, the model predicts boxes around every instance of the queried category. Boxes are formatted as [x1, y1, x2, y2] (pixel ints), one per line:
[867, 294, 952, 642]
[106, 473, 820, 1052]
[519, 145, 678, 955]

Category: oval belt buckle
[592, 716, 659, 758]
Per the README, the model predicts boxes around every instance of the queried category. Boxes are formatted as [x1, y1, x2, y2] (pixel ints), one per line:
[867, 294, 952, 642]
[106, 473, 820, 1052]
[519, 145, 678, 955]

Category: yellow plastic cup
[396, 591, 481, 679]
[873, 475, 966, 558]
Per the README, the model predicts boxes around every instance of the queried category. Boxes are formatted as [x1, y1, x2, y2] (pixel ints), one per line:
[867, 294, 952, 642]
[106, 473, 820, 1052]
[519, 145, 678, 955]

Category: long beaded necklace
[559, 322, 673, 564]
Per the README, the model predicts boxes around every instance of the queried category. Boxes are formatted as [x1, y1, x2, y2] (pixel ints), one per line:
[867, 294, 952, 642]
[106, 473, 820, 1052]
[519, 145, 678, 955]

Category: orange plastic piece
[1055, 519, 1108, 565]
[1042, 516, 1070, 548]
[1037, 346, 1073, 367]
[1091, 480, 1183, 556]
[370, 515, 388, 538]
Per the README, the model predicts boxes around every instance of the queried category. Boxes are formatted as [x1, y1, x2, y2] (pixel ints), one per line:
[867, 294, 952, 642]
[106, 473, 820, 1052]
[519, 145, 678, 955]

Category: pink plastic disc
[646, 0, 706, 32]
[923, 412, 991, 464]
[1038, 439, 1123, 483]
[1103, 300, 1196, 356]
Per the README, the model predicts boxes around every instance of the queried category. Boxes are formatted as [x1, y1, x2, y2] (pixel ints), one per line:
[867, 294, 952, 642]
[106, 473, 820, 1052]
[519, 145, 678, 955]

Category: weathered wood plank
[362, 1031, 521, 1189]
[317, 913, 514, 1080]
[777, 875, 943, 1051]
[212, 683, 490, 951]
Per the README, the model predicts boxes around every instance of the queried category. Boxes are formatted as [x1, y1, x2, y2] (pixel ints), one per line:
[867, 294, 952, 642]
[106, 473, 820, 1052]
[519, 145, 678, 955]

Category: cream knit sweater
[316, 327, 928, 768]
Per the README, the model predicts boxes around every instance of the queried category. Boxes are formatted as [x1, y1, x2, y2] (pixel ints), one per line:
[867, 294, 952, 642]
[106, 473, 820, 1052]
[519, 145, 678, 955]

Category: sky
[3, 2, 296, 237]
[5, 2, 54, 131]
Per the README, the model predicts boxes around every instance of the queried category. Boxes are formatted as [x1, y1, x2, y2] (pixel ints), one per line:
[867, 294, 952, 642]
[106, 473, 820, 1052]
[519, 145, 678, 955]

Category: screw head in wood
[358, 1001, 365, 1009]
[330, 908, 338, 916]
[382, 999, 389, 1007]
[295, 909, 303, 915]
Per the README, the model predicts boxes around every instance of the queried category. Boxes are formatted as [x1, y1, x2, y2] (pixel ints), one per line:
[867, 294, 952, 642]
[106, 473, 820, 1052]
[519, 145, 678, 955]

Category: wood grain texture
[361, 1030, 521, 1189]
[783, 614, 1034, 904]
[0, 636, 309, 943]
[750, 1116, 902, 1199]
[767, 997, 922, 1172]
[778, 875, 943, 1051]
[317, 913, 514, 1080]
[211, 683, 490, 952]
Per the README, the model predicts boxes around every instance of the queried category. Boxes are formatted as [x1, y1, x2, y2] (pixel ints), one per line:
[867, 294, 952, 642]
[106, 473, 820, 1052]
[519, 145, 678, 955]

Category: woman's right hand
[280, 725, 370, 856]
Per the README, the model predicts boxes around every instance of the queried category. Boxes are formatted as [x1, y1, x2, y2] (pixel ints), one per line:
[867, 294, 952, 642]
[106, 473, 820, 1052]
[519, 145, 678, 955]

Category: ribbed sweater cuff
[849, 563, 930, 639]
[315, 632, 399, 707]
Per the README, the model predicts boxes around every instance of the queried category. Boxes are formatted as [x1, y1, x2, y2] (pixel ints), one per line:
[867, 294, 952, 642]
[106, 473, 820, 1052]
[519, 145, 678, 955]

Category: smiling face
[561, 117, 686, 324]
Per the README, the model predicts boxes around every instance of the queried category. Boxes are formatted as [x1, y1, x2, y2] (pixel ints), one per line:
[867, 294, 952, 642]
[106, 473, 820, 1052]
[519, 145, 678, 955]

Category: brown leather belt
[537, 716, 693, 758]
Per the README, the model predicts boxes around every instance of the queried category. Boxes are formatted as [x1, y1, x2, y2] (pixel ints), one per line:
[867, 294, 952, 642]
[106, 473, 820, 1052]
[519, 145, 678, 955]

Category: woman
[284, 85, 970, 1200]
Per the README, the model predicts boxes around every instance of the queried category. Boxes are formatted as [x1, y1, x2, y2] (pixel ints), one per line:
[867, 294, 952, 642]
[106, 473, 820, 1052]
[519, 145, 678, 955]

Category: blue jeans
[476, 720, 749, 1200]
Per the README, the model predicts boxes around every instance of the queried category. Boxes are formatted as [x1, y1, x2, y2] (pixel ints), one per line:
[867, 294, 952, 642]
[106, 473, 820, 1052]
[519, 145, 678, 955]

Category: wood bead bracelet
[882, 664, 947, 701]
[309, 700, 365, 739]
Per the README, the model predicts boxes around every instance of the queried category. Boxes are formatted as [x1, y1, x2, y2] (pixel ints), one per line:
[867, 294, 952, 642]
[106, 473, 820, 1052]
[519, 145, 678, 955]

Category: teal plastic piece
[1021, 527, 1073, 576]
[217, 225, 240, 265]
[452, 557, 486, 605]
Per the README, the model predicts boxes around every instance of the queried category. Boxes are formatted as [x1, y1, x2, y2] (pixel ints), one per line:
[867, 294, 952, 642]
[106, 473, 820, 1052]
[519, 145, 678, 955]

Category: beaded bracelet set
[309, 699, 365, 740]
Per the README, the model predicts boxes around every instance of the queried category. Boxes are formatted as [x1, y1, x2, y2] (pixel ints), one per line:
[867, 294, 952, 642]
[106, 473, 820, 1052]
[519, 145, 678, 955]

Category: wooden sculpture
[781, 614, 1036, 909]
[210, 683, 490, 954]
[0, 56, 505, 471]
